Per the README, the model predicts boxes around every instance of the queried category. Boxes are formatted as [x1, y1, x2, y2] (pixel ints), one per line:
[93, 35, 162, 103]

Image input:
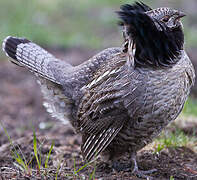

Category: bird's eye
[162, 16, 169, 22]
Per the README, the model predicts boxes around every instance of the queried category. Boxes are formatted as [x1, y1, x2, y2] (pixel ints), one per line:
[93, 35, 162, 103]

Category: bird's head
[147, 7, 186, 30]
[118, 2, 186, 68]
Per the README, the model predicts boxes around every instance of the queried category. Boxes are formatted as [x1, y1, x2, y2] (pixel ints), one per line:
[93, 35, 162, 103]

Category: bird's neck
[126, 26, 185, 68]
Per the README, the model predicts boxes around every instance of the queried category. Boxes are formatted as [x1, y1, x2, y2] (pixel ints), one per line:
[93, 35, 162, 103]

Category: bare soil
[0, 56, 197, 180]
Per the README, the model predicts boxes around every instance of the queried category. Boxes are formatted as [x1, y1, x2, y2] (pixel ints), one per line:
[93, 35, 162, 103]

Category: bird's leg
[112, 152, 157, 179]
[131, 153, 157, 179]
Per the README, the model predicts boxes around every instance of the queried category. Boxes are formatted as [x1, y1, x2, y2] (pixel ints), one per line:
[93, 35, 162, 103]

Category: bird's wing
[77, 56, 143, 161]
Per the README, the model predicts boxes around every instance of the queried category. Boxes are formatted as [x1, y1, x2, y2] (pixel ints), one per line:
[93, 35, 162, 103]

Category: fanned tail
[2, 36, 71, 84]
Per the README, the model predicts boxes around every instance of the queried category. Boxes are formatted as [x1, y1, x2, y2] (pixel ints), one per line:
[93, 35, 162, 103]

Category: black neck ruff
[118, 2, 184, 68]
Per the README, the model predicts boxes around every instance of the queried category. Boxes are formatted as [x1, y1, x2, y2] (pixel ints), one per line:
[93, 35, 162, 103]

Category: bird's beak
[178, 11, 186, 18]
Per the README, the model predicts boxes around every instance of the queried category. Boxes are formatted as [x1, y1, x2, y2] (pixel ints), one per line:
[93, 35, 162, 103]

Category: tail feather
[3, 36, 30, 60]
[2, 36, 67, 84]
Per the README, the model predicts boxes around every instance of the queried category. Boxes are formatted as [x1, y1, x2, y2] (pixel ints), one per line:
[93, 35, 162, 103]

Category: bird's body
[78, 50, 195, 161]
[2, 2, 195, 177]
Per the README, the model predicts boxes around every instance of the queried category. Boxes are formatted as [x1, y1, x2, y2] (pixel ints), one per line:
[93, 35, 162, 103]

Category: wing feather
[77, 54, 144, 161]
[82, 125, 123, 161]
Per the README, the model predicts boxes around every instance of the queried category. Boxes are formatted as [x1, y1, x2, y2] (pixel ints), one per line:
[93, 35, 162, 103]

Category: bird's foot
[131, 153, 157, 179]
[132, 167, 157, 180]
[112, 153, 157, 179]
[112, 161, 156, 176]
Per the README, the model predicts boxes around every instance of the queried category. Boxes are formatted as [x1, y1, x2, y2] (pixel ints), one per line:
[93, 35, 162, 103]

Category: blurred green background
[0, 0, 197, 98]
[0, 0, 197, 51]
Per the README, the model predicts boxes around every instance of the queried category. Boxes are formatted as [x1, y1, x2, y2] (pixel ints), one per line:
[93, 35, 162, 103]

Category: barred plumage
[2, 2, 195, 178]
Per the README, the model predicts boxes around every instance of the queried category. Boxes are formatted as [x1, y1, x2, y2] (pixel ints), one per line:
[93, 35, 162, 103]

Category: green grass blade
[75, 155, 98, 174]
[89, 162, 96, 180]
[33, 129, 41, 170]
[15, 156, 27, 171]
[75, 163, 89, 174]
[73, 157, 76, 175]
[0, 122, 13, 145]
[55, 162, 61, 180]
[0, 121, 28, 171]
[45, 141, 54, 168]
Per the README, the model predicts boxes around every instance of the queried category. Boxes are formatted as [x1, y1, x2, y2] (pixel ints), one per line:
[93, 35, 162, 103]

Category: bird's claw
[132, 168, 157, 180]
[112, 160, 157, 179]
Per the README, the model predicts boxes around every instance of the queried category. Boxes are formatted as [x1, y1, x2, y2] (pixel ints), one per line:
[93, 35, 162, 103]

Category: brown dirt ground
[0, 55, 197, 180]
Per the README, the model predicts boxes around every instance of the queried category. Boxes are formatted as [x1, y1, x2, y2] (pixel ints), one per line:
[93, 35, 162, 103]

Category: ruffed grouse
[2, 2, 195, 178]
